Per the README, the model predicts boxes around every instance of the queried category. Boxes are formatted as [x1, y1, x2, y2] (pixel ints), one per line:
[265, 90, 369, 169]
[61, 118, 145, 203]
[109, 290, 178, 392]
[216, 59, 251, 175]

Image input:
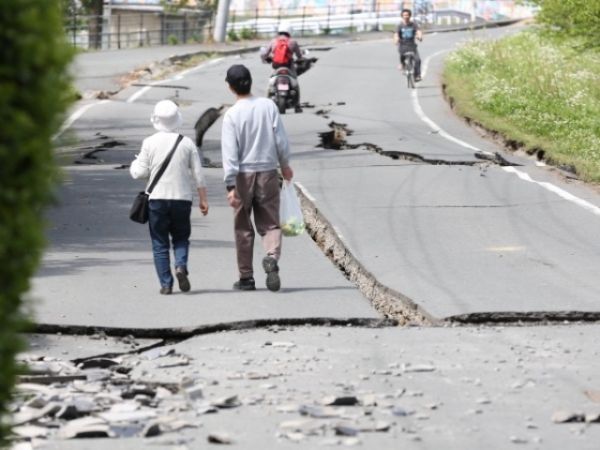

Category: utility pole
[213, 0, 232, 42]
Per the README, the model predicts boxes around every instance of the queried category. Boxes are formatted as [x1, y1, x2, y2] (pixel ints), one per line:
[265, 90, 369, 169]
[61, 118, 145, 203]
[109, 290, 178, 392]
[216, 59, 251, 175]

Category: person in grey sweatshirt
[221, 64, 294, 292]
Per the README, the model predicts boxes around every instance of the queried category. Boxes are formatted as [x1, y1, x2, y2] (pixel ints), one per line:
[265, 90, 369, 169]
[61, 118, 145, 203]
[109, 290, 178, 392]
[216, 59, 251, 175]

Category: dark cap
[225, 64, 252, 86]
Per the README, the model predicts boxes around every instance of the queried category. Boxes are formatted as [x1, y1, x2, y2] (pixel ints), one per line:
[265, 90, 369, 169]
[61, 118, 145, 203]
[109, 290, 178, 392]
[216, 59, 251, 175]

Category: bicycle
[402, 51, 416, 89]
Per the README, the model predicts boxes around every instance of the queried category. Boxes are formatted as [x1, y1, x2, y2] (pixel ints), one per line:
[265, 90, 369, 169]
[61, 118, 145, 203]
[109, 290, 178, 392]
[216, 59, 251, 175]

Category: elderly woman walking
[130, 100, 209, 294]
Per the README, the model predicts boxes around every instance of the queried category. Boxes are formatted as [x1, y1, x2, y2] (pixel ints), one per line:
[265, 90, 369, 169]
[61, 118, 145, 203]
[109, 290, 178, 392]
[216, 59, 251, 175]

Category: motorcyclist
[260, 22, 304, 112]
[394, 9, 423, 82]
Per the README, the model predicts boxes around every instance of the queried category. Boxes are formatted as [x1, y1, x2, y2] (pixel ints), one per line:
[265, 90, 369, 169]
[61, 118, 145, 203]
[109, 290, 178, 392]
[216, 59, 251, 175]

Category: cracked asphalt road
[17, 25, 600, 449]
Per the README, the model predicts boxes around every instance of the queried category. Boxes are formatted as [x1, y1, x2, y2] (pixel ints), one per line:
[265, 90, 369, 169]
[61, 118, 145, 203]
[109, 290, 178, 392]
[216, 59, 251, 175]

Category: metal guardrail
[64, 0, 535, 50]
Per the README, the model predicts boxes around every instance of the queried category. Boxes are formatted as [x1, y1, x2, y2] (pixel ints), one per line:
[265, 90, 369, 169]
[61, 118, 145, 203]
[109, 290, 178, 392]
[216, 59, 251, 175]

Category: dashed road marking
[126, 57, 225, 103]
[55, 57, 226, 138]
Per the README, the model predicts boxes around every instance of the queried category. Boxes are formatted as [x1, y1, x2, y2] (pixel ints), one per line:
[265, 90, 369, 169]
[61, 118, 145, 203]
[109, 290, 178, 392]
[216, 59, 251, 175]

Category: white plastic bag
[279, 180, 305, 237]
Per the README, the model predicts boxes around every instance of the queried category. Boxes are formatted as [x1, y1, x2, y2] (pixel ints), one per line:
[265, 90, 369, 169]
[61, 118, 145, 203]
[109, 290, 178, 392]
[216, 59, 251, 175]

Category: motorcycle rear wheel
[277, 96, 286, 114]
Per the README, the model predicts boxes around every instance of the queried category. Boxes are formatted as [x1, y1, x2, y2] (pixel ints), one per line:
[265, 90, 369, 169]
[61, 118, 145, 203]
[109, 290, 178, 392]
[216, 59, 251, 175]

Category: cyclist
[394, 9, 423, 82]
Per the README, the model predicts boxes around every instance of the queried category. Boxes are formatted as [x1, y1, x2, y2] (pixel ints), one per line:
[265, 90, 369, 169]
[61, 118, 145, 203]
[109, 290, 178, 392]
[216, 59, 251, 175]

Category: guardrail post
[375, 1, 380, 31]
[254, 7, 259, 37]
[160, 12, 165, 45]
[301, 6, 306, 36]
[350, 4, 354, 33]
[117, 14, 121, 49]
[326, 5, 331, 34]
[138, 13, 144, 46]
[183, 13, 188, 43]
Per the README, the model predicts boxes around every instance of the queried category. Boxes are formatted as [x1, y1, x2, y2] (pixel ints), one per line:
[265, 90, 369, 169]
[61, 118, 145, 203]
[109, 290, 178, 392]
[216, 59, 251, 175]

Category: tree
[0, 0, 73, 444]
[531, 0, 600, 46]
[161, 0, 192, 13]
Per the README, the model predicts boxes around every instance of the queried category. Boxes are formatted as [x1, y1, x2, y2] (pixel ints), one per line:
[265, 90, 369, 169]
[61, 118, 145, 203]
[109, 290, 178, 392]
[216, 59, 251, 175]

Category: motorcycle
[261, 49, 317, 114]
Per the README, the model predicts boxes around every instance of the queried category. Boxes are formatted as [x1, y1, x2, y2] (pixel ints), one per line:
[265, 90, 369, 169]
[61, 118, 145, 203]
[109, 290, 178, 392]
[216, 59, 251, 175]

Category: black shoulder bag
[129, 134, 184, 224]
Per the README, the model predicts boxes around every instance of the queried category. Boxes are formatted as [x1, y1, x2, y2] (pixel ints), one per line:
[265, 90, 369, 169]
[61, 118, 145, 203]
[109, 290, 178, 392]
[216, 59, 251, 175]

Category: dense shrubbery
[444, 31, 600, 181]
[532, 0, 600, 46]
[0, 0, 72, 443]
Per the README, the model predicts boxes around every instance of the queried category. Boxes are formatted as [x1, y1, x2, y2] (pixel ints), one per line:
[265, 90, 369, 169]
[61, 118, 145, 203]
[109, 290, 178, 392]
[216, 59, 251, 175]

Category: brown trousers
[234, 170, 281, 278]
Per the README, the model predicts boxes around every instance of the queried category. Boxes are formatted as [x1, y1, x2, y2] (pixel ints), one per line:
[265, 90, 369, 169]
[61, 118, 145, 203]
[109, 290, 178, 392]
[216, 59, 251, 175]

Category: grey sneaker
[175, 267, 191, 292]
[262, 256, 280, 292]
[160, 286, 172, 295]
[233, 277, 256, 291]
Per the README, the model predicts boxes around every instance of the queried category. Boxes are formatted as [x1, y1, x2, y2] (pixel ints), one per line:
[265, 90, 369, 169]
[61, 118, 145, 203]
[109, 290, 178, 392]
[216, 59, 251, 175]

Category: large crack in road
[318, 121, 517, 167]
[311, 118, 600, 326]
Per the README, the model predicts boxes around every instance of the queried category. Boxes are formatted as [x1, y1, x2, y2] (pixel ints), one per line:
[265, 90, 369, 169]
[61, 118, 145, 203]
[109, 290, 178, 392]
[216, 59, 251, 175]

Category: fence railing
[64, 1, 535, 50]
[65, 10, 213, 50]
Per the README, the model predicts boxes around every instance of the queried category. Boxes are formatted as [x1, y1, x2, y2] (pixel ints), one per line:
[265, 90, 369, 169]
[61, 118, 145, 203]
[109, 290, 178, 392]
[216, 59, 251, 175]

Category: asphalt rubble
[9, 325, 600, 449]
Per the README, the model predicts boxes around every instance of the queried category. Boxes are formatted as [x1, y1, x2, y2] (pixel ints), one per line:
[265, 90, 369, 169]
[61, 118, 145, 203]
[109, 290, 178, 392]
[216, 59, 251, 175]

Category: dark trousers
[399, 46, 421, 77]
[148, 199, 192, 288]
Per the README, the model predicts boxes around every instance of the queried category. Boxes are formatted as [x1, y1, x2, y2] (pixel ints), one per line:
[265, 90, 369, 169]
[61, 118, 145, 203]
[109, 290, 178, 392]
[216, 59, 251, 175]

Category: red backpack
[272, 36, 291, 65]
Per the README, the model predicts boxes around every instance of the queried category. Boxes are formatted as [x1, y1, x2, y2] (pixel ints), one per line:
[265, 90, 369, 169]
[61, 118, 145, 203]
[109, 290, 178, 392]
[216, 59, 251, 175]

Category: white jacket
[130, 132, 206, 201]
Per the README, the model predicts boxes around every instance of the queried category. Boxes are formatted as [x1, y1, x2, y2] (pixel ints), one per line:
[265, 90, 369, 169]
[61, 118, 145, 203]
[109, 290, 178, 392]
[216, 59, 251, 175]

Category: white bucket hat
[151, 100, 182, 132]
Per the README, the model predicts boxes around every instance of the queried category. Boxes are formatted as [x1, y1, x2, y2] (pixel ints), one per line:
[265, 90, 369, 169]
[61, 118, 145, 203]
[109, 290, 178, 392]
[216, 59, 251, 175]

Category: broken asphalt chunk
[121, 384, 156, 399]
[299, 405, 343, 419]
[551, 410, 585, 423]
[78, 358, 119, 370]
[322, 396, 359, 406]
[211, 395, 241, 409]
[334, 423, 360, 436]
[12, 424, 50, 439]
[402, 363, 436, 373]
[12, 403, 61, 426]
[58, 416, 110, 439]
[585, 412, 600, 423]
[208, 432, 234, 444]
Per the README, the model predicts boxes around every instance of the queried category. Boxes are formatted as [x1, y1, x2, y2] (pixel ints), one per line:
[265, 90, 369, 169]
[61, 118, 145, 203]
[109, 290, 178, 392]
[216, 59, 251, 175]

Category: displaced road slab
[297, 162, 600, 319]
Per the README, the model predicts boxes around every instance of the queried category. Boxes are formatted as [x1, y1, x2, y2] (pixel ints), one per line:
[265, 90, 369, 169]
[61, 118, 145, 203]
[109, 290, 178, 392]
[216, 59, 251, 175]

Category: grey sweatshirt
[221, 96, 291, 186]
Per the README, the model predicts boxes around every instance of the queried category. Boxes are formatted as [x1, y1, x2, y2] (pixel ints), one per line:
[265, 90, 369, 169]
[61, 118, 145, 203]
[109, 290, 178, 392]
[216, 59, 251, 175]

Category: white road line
[412, 49, 600, 217]
[55, 57, 226, 139]
[126, 85, 153, 104]
[503, 167, 600, 217]
[127, 57, 225, 103]
[53, 100, 110, 140]
[413, 49, 490, 155]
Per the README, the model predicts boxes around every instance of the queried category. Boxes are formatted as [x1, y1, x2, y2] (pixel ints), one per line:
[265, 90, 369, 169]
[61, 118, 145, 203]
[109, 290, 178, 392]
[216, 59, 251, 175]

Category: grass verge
[443, 30, 600, 183]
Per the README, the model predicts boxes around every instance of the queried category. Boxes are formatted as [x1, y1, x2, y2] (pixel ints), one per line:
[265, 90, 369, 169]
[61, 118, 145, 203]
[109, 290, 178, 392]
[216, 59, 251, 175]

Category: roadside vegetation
[443, 0, 600, 182]
[0, 1, 73, 444]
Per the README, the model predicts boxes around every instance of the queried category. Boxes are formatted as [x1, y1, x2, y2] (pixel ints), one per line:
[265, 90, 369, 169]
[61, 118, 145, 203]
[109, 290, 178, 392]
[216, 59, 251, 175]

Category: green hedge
[0, 1, 73, 444]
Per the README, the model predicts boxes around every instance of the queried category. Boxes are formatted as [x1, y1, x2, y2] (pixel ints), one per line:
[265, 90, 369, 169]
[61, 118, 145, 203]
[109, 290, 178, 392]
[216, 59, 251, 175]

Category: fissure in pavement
[296, 184, 437, 327]
[318, 121, 517, 167]
[32, 318, 395, 340]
